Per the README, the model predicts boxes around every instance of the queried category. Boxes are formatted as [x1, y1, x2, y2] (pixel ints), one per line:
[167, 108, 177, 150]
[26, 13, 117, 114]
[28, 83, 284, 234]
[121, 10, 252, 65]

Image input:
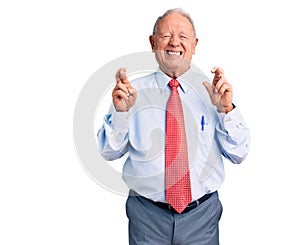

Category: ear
[149, 35, 155, 50]
[192, 37, 198, 54]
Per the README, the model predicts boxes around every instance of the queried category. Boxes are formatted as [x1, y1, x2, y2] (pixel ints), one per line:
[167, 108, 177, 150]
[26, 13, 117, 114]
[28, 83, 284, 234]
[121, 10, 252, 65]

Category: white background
[1, 0, 299, 244]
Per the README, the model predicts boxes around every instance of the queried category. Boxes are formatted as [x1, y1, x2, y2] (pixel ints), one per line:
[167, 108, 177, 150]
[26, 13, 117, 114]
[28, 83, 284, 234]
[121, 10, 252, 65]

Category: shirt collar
[155, 68, 193, 94]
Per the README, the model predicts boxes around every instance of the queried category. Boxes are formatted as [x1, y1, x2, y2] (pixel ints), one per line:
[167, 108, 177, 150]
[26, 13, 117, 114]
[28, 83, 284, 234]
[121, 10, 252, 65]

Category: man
[98, 8, 250, 245]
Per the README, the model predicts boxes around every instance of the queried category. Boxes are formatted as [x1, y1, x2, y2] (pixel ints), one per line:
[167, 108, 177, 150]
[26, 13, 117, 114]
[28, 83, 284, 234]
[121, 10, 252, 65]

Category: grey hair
[152, 8, 196, 37]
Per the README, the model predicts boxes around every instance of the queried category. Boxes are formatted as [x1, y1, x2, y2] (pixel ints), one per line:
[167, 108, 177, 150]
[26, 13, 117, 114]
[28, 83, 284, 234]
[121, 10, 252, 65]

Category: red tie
[165, 79, 192, 214]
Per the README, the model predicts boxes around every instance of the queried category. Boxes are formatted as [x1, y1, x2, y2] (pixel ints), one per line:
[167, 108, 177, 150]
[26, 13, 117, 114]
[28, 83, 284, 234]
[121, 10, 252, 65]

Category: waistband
[130, 190, 216, 214]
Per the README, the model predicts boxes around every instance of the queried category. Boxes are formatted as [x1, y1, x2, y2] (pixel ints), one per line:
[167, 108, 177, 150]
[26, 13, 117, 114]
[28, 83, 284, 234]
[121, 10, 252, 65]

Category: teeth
[167, 51, 181, 56]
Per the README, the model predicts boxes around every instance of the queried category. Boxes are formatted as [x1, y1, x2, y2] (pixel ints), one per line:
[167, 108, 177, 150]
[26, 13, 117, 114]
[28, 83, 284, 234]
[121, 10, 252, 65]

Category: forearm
[216, 107, 250, 164]
[97, 112, 130, 161]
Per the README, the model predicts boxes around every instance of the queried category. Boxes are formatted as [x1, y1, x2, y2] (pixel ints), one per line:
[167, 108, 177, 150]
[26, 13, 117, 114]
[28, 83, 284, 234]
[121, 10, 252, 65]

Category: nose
[168, 35, 180, 47]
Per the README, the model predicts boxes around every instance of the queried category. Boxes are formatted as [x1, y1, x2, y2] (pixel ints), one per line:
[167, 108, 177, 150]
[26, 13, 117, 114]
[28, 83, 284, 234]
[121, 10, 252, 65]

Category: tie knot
[168, 79, 180, 93]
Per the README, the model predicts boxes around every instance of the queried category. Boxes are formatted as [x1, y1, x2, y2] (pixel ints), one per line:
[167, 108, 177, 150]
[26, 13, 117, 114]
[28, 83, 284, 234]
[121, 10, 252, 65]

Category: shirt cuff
[111, 111, 130, 130]
[217, 107, 244, 130]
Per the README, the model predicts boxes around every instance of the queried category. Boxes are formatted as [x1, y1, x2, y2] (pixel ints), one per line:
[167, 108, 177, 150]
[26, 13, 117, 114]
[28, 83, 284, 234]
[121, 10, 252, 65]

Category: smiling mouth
[166, 50, 183, 56]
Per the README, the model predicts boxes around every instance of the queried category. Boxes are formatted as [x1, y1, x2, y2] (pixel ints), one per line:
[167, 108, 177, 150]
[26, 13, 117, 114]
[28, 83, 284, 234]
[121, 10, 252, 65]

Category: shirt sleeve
[97, 110, 130, 161]
[215, 107, 251, 164]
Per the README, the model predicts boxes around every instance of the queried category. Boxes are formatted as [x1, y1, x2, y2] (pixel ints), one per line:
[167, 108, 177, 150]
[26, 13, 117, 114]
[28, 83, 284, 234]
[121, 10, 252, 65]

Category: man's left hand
[203, 67, 234, 114]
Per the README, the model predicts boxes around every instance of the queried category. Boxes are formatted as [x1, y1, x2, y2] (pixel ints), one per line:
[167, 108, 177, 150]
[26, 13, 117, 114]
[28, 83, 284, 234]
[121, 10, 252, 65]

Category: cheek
[189, 44, 196, 55]
[185, 45, 194, 55]
[155, 39, 169, 50]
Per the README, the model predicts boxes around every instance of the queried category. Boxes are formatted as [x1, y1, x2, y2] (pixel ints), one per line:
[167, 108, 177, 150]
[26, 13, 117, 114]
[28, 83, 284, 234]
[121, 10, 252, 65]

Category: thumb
[202, 82, 213, 97]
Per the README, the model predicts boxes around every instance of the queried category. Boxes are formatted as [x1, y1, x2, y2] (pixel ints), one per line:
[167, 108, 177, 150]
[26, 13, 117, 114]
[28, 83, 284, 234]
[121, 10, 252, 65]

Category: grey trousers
[126, 191, 223, 245]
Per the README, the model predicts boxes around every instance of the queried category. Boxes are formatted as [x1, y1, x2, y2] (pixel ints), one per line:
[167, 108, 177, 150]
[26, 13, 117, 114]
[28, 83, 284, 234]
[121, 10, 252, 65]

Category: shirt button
[224, 117, 231, 123]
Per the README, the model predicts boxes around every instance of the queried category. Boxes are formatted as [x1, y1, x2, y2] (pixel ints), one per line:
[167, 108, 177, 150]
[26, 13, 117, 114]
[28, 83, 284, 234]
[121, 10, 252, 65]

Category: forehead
[157, 13, 194, 33]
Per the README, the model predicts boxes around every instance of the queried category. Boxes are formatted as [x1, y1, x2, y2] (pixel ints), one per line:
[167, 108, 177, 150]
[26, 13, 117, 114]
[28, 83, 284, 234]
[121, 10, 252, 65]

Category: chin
[162, 62, 190, 77]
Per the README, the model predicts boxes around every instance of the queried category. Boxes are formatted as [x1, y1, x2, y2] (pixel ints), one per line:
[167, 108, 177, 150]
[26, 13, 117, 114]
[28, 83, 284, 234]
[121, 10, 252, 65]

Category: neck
[160, 65, 190, 79]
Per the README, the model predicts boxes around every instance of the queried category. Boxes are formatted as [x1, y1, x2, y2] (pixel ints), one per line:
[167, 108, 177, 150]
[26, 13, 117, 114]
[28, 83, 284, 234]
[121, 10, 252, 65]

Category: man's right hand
[112, 68, 137, 112]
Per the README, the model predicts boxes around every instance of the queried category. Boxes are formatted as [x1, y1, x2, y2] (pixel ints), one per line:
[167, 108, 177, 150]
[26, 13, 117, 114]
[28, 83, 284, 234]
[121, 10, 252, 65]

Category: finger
[115, 68, 126, 80]
[211, 67, 224, 75]
[211, 67, 217, 73]
[211, 67, 224, 81]
[218, 83, 232, 95]
[202, 82, 213, 97]
[115, 80, 129, 92]
[115, 68, 129, 84]
[114, 81, 130, 96]
[212, 73, 223, 88]
[119, 68, 126, 80]
[128, 87, 137, 97]
[214, 74, 230, 90]
[112, 89, 129, 100]
[214, 77, 225, 92]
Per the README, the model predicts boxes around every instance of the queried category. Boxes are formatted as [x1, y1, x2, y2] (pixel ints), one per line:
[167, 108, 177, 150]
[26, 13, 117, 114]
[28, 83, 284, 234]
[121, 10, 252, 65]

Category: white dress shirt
[97, 66, 250, 202]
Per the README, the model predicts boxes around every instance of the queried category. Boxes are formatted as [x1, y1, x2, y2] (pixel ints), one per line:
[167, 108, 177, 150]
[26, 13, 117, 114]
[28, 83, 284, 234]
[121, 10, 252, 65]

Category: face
[149, 13, 198, 78]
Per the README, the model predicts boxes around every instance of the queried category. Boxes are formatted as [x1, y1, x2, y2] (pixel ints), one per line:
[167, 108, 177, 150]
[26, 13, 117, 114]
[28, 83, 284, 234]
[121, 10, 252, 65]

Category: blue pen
[201, 115, 205, 131]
